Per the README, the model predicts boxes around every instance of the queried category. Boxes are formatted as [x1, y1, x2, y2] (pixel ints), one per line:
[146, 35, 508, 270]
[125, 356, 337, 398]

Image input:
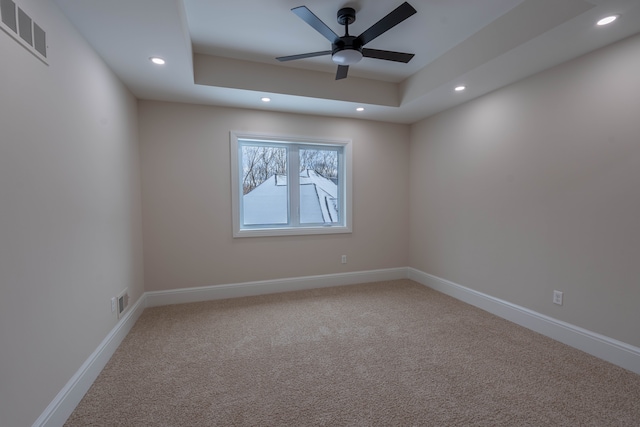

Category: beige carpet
[65, 280, 640, 426]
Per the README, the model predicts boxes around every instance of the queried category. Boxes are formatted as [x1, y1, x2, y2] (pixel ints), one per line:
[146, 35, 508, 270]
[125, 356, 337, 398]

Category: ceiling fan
[276, 2, 417, 80]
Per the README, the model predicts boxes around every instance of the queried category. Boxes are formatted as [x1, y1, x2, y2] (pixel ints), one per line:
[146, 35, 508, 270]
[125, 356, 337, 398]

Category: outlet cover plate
[553, 290, 563, 306]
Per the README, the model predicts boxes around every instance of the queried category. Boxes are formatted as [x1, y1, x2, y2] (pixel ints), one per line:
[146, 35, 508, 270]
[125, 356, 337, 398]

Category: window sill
[233, 225, 352, 238]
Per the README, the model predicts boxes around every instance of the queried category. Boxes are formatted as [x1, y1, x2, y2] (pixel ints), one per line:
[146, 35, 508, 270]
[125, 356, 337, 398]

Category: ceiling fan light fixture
[332, 49, 363, 66]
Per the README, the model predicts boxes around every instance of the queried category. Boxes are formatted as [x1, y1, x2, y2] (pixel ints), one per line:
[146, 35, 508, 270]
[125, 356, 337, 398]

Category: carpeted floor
[65, 280, 640, 426]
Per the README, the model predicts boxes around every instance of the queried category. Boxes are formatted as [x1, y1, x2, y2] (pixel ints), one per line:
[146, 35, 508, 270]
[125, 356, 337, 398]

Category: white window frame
[230, 131, 352, 238]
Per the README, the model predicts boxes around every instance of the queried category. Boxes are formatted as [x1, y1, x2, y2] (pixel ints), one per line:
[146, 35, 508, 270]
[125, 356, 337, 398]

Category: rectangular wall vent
[33, 21, 45, 57]
[0, 0, 47, 63]
[1, 0, 16, 32]
[17, 7, 30, 44]
[117, 289, 130, 319]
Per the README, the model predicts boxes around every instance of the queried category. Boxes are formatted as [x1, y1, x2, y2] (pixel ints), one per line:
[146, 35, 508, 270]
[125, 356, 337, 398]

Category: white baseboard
[33, 268, 406, 426]
[146, 267, 408, 307]
[32, 295, 146, 427]
[408, 268, 640, 375]
[34, 266, 640, 426]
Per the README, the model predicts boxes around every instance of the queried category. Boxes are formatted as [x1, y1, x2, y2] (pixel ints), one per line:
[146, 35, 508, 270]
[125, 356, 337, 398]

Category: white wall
[409, 33, 640, 348]
[138, 101, 410, 291]
[0, 2, 144, 425]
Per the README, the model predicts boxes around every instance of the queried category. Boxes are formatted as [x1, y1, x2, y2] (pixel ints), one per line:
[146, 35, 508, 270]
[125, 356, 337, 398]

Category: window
[230, 131, 352, 237]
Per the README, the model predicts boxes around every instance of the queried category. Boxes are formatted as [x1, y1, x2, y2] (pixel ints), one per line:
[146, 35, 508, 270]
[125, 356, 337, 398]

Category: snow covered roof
[243, 170, 338, 226]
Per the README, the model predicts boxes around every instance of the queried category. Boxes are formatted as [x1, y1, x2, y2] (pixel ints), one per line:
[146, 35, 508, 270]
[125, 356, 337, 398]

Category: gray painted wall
[410, 33, 640, 348]
[138, 101, 410, 291]
[0, 2, 144, 425]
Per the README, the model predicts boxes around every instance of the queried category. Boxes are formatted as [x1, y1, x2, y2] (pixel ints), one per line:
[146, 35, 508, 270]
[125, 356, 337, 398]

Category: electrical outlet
[341, 255, 347, 264]
[111, 297, 117, 313]
[553, 290, 563, 306]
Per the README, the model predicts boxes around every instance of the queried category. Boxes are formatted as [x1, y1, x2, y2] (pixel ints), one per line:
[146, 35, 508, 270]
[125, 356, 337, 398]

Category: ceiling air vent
[0, 0, 47, 63]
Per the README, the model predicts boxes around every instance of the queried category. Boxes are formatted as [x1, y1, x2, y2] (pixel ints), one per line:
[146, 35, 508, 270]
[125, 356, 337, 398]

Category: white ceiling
[53, 0, 640, 124]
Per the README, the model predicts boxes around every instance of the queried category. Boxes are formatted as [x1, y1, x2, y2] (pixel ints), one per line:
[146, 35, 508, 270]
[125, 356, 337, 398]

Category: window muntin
[230, 132, 352, 237]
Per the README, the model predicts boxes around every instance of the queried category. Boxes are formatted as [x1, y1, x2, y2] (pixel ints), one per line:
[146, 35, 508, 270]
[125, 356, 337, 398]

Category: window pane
[231, 131, 351, 237]
[241, 145, 288, 226]
[299, 148, 340, 224]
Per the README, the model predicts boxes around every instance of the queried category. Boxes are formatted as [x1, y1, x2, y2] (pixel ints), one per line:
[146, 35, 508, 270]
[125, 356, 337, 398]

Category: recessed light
[261, 97, 271, 102]
[597, 15, 619, 26]
[356, 107, 365, 112]
[150, 57, 165, 65]
[454, 85, 466, 92]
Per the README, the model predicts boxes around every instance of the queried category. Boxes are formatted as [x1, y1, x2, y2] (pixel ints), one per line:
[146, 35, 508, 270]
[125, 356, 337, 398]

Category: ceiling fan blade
[336, 65, 349, 80]
[362, 48, 414, 63]
[292, 6, 339, 43]
[276, 51, 332, 62]
[356, 2, 417, 46]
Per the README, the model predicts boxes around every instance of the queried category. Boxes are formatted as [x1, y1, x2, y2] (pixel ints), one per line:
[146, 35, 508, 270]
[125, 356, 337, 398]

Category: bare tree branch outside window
[242, 146, 286, 194]
[242, 146, 338, 194]
[300, 149, 338, 180]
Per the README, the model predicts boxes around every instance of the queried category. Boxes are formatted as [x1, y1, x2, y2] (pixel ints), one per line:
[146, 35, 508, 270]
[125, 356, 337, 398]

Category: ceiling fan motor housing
[332, 36, 362, 55]
[332, 36, 363, 64]
[332, 7, 362, 64]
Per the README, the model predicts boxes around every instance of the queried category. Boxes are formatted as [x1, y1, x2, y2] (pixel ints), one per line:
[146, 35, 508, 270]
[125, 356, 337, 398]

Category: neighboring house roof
[243, 169, 338, 225]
